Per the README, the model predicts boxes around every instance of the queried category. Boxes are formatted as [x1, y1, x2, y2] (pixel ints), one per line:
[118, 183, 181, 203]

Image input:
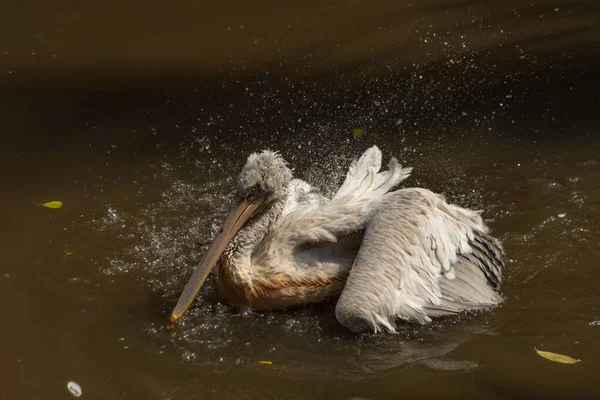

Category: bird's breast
[216, 255, 348, 310]
[216, 256, 253, 307]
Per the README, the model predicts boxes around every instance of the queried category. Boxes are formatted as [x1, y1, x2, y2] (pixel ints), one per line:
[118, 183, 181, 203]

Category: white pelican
[170, 146, 504, 333]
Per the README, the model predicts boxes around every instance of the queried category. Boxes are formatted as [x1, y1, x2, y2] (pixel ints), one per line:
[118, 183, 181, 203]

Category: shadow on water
[1, 0, 599, 399]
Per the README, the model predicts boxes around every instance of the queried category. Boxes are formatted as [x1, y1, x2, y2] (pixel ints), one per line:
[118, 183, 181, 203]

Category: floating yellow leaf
[65, 251, 75, 258]
[395, 118, 403, 126]
[40, 201, 63, 209]
[352, 128, 364, 137]
[258, 361, 272, 365]
[534, 347, 581, 364]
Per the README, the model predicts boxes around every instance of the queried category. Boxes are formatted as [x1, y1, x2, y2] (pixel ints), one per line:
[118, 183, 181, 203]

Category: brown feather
[217, 254, 348, 309]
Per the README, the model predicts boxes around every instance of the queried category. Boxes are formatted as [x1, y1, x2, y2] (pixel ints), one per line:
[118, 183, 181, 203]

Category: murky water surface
[1, 1, 599, 399]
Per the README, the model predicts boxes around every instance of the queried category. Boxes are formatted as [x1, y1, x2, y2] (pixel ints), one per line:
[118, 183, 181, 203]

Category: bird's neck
[225, 198, 285, 268]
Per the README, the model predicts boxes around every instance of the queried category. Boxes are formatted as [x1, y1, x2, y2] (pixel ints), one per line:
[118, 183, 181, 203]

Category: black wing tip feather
[469, 229, 505, 290]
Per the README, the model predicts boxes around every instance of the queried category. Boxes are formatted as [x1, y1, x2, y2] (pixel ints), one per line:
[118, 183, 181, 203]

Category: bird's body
[171, 146, 504, 333]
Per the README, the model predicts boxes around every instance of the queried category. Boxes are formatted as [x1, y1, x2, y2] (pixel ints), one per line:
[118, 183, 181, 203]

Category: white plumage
[170, 145, 504, 333]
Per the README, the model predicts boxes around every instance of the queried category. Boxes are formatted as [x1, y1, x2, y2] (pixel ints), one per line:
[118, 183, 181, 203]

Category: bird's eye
[247, 185, 259, 198]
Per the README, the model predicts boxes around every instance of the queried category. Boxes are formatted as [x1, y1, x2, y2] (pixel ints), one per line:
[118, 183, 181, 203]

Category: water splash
[89, 139, 500, 376]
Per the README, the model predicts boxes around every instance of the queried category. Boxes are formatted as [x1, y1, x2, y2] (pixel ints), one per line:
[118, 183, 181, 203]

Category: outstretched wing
[271, 145, 412, 247]
[335, 188, 504, 333]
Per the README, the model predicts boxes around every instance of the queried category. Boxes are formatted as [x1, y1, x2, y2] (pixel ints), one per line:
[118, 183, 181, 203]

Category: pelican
[170, 146, 504, 333]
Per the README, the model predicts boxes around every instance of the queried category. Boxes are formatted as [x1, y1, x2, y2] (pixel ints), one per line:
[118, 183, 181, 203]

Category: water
[1, 1, 599, 399]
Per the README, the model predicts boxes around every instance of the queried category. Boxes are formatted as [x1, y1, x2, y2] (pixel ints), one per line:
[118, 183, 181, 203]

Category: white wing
[271, 146, 412, 247]
[335, 188, 504, 333]
[332, 145, 411, 201]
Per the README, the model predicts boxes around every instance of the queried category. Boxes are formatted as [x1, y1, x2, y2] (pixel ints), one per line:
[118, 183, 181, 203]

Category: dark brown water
[1, 1, 599, 399]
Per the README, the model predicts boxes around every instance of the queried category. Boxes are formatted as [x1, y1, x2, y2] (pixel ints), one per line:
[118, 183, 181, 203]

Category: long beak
[169, 196, 266, 322]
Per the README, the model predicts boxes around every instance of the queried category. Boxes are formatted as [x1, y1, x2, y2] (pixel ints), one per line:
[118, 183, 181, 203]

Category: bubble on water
[590, 321, 600, 326]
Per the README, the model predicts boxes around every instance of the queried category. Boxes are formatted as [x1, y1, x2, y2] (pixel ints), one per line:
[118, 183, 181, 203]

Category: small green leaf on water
[395, 119, 403, 126]
[65, 251, 75, 258]
[352, 128, 364, 137]
[40, 201, 63, 209]
[534, 347, 581, 364]
[258, 360, 273, 365]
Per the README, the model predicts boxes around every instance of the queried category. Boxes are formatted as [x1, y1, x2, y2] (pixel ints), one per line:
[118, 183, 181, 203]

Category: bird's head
[236, 150, 293, 203]
[169, 149, 292, 322]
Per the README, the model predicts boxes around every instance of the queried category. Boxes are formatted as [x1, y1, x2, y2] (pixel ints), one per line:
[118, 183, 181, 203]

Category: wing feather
[335, 188, 504, 333]
[282, 178, 327, 216]
[269, 146, 412, 249]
